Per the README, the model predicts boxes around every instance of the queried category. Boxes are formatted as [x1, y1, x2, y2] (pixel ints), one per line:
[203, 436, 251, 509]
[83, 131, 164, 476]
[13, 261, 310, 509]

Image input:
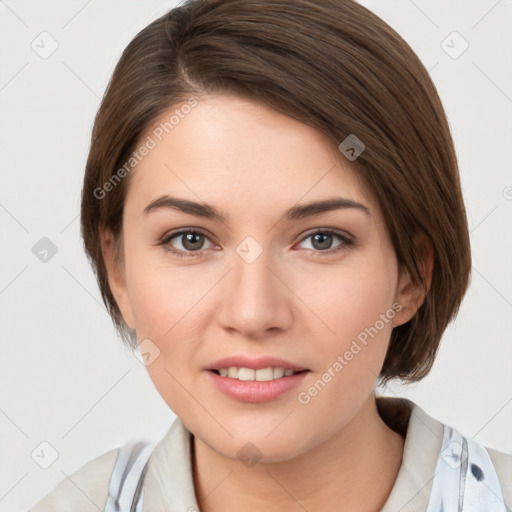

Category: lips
[204, 355, 311, 402]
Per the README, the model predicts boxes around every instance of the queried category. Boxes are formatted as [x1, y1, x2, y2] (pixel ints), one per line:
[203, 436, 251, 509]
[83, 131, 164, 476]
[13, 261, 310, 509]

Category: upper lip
[206, 355, 309, 371]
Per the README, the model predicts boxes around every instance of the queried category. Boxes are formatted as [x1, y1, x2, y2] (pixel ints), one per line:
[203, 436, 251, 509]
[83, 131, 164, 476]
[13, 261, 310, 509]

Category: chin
[194, 423, 314, 465]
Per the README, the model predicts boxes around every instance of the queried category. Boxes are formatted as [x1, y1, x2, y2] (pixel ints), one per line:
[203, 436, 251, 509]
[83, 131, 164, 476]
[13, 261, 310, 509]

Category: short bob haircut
[81, 0, 471, 385]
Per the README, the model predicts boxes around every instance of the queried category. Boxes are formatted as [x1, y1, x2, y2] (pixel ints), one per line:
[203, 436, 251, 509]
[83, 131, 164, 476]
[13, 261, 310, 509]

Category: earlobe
[100, 229, 136, 329]
[392, 233, 434, 327]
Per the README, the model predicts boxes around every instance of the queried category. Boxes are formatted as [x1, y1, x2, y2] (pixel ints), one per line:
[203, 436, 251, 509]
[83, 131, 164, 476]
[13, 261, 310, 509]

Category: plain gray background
[1, 1, 511, 510]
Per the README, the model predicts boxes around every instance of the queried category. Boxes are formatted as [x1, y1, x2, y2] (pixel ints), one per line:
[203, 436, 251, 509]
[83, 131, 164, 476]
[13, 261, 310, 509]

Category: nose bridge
[218, 235, 291, 336]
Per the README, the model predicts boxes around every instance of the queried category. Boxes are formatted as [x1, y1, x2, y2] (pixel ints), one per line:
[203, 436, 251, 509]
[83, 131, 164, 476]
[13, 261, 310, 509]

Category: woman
[30, 0, 511, 510]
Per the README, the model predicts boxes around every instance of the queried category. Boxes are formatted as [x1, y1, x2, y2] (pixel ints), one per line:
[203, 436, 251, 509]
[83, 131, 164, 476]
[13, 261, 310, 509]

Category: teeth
[216, 366, 299, 381]
[274, 367, 284, 378]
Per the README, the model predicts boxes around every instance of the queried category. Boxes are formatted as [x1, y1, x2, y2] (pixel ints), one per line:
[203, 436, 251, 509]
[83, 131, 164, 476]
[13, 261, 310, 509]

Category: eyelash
[158, 228, 354, 259]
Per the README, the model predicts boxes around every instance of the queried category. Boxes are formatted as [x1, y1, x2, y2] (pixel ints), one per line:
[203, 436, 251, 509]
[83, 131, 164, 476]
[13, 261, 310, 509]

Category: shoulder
[28, 447, 119, 512]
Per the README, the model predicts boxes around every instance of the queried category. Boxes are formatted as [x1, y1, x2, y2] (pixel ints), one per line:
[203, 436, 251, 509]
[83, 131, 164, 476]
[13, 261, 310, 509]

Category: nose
[217, 241, 294, 339]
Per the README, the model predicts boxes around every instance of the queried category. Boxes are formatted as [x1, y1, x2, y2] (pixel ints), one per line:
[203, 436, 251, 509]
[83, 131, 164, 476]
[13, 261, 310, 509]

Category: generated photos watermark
[93, 97, 198, 200]
[297, 301, 403, 405]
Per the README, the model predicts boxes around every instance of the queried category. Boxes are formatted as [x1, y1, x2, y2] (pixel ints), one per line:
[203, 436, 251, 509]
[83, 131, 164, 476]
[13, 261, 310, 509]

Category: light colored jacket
[28, 397, 512, 511]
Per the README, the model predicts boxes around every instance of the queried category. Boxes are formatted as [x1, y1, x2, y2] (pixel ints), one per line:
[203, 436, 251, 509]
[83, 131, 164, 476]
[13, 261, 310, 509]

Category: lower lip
[206, 370, 310, 403]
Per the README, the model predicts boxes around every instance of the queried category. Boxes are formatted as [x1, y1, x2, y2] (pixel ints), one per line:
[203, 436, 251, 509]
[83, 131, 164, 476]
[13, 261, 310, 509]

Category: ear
[100, 228, 136, 329]
[392, 233, 434, 327]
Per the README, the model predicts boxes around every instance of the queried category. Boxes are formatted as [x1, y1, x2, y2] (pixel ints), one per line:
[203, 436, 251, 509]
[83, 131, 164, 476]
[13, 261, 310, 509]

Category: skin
[102, 94, 433, 511]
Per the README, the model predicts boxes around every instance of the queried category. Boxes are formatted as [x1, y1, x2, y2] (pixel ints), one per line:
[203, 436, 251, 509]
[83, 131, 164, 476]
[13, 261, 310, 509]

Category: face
[103, 94, 417, 462]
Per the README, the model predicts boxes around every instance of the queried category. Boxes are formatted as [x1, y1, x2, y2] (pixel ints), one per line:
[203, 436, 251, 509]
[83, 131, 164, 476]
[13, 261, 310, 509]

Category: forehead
[125, 94, 376, 219]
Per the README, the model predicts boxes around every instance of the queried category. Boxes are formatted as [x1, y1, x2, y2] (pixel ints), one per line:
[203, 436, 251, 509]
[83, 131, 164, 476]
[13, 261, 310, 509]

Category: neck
[192, 394, 405, 512]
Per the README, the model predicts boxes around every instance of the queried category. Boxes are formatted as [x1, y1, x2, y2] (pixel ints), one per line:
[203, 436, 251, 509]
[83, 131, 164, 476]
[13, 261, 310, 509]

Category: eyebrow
[142, 195, 370, 222]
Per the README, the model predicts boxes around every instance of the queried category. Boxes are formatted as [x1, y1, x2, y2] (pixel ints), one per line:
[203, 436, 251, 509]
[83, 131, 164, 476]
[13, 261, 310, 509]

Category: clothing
[28, 397, 512, 511]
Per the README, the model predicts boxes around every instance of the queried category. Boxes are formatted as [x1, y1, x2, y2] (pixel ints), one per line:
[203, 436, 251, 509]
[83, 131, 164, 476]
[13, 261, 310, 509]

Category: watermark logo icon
[441, 440, 468, 469]
[134, 338, 161, 366]
[31, 441, 59, 469]
[31, 32, 59, 59]
[32, 237, 58, 263]
[237, 442, 262, 467]
[441, 31, 469, 59]
[236, 236, 264, 264]
[338, 134, 365, 161]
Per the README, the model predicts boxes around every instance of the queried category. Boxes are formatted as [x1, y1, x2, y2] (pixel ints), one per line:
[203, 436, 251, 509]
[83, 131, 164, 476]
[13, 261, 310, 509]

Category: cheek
[124, 248, 209, 340]
[123, 253, 212, 394]
[299, 261, 397, 400]
[310, 263, 396, 344]
[293, 277, 394, 426]
[124, 259, 209, 411]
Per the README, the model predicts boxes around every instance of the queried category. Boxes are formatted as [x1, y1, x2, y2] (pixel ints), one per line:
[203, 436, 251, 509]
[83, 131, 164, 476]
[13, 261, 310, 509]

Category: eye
[296, 229, 353, 255]
[160, 229, 216, 258]
[159, 228, 354, 258]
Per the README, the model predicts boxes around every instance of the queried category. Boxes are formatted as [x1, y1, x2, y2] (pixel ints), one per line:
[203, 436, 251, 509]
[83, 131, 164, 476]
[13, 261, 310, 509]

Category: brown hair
[80, 0, 471, 385]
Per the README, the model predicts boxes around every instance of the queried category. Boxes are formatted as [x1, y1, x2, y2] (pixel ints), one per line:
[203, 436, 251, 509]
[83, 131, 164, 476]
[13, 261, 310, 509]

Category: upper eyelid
[299, 227, 353, 240]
